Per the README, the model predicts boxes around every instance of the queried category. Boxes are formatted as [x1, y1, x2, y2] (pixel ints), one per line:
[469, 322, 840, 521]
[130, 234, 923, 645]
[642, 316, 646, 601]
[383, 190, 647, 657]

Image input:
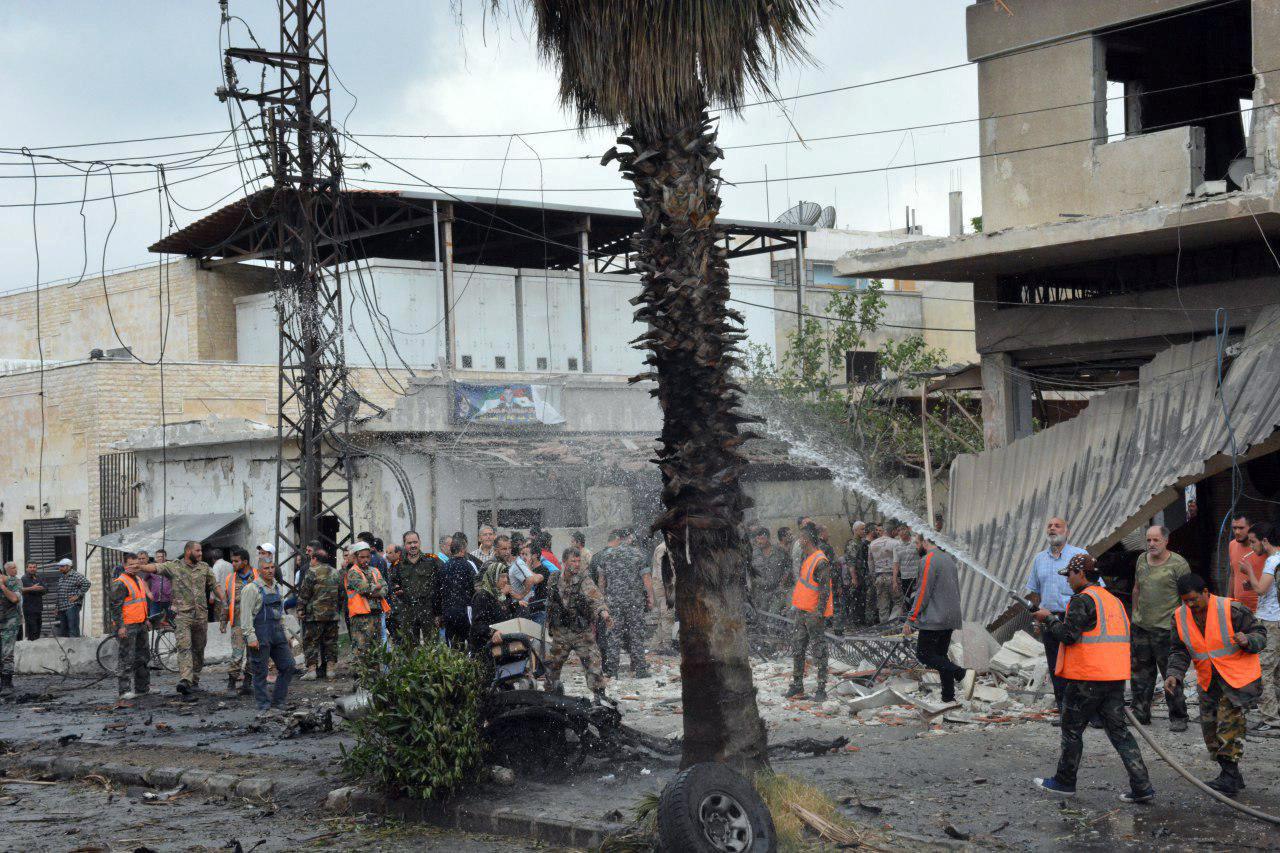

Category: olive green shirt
[1132, 551, 1190, 631]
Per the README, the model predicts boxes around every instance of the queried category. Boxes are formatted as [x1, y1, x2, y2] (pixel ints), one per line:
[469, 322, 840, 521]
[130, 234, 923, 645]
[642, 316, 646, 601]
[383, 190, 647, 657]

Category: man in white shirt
[868, 526, 900, 623]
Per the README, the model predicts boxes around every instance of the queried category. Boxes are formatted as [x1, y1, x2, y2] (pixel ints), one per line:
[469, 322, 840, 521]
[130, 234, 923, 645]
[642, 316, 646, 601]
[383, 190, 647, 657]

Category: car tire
[657, 763, 776, 853]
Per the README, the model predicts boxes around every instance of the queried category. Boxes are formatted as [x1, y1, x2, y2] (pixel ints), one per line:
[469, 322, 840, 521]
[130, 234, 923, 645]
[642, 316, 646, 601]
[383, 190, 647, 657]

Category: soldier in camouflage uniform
[1166, 571, 1266, 796]
[108, 553, 150, 700]
[596, 529, 653, 679]
[298, 551, 343, 679]
[0, 561, 22, 692]
[786, 524, 831, 701]
[145, 540, 220, 695]
[1031, 554, 1154, 801]
[344, 542, 389, 664]
[394, 531, 440, 646]
[219, 548, 256, 696]
[544, 547, 613, 701]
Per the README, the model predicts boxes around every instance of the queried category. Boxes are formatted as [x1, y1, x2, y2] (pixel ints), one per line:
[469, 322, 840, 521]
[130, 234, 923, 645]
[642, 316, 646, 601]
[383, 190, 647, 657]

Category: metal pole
[441, 206, 456, 371]
[921, 381, 935, 526]
[794, 230, 807, 328]
[432, 199, 444, 369]
[578, 224, 592, 373]
[489, 473, 499, 531]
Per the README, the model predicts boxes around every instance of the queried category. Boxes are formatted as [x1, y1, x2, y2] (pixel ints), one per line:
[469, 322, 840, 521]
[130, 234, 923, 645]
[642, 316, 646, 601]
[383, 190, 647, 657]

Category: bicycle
[96, 621, 178, 674]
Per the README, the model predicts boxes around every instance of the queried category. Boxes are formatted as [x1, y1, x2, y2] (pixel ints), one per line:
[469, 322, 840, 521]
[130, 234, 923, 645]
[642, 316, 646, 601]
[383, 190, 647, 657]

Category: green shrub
[340, 642, 487, 800]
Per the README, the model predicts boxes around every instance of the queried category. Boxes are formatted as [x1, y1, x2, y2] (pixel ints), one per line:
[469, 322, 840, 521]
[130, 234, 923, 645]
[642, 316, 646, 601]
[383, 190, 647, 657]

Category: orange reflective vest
[1174, 595, 1262, 691]
[1055, 585, 1131, 681]
[345, 566, 391, 617]
[791, 550, 833, 617]
[118, 573, 150, 626]
[224, 569, 258, 625]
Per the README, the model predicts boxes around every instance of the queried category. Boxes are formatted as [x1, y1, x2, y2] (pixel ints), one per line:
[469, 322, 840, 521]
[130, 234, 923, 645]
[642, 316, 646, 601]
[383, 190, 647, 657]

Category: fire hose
[1124, 708, 1280, 825]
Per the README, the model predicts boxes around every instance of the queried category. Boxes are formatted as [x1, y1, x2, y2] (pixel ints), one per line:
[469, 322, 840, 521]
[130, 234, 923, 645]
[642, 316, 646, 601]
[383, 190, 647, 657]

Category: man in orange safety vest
[1166, 571, 1265, 796]
[785, 523, 832, 702]
[1031, 553, 1154, 802]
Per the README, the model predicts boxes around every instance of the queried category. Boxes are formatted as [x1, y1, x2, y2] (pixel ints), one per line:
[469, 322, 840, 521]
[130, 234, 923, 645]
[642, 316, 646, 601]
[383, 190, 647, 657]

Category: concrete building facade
[836, 0, 1280, 610]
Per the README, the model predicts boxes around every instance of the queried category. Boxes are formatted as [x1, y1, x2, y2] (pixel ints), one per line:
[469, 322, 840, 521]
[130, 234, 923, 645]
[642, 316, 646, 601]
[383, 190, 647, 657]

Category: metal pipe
[578, 226, 592, 373]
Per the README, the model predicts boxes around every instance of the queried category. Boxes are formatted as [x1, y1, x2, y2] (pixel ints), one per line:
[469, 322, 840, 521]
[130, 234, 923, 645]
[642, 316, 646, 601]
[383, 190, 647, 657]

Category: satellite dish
[774, 201, 822, 226]
[817, 206, 836, 228]
[1227, 157, 1254, 190]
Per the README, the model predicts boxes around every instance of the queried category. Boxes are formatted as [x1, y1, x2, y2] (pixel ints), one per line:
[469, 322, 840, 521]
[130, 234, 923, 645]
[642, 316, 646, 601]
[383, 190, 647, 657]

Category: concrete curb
[331, 785, 624, 850]
[13, 754, 279, 803]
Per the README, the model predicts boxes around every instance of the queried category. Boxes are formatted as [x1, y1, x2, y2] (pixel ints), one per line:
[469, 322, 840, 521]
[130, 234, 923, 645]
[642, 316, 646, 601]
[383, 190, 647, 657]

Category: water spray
[744, 395, 1035, 612]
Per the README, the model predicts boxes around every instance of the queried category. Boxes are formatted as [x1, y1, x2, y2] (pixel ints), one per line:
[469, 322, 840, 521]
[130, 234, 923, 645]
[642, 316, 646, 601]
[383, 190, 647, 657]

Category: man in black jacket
[435, 539, 476, 647]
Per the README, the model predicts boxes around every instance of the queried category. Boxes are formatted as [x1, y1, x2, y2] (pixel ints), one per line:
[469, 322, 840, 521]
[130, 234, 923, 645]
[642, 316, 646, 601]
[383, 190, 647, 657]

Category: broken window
[1097, 2, 1253, 185]
[494, 355, 506, 369]
[461, 354, 473, 369]
[477, 507, 543, 529]
[846, 350, 880, 384]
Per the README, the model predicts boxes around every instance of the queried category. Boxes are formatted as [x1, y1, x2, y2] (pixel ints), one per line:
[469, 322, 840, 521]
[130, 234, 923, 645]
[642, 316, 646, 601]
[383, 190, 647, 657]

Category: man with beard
[1024, 517, 1088, 715]
[396, 531, 441, 646]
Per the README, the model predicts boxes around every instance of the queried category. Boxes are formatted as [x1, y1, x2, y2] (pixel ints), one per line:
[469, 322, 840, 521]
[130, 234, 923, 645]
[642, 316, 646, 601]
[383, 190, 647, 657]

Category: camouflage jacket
[154, 559, 218, 614]
[0, 575, 21, 621]
[342, 564, 388, 612]
[595, 545, 649, 609]
[298, 563, 343, 621]
[546, 567, 607, 635]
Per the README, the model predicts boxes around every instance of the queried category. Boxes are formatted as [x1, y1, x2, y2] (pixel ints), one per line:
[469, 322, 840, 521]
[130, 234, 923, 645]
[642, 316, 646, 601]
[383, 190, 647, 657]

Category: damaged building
[837, 0, 1280, 621]
[0, 189, 973, 633]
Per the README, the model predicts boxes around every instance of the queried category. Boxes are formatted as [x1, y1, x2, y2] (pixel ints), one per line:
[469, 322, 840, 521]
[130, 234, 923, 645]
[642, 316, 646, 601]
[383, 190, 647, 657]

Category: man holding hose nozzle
[1030, 553, 1155, 803]
[1165, 572, 1266, 797]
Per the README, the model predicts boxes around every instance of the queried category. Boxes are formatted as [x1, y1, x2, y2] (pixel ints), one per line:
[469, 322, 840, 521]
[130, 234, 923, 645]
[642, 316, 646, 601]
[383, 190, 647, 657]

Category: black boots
[1206, 760, 1245, 796]
[783, 683, 805, 699]
[317, 663, 328, 680]
[0, 674, 12, 692]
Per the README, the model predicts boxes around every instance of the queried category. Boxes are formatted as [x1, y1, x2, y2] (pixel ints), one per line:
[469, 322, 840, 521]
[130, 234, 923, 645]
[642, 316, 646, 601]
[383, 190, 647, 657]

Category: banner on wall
[450, 382, 566, 426]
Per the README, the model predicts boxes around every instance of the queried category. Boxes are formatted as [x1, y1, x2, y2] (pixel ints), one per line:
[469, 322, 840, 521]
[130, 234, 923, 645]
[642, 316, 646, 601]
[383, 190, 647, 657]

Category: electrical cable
[0, 161, 242, 208]
[23, 151, 47, 587]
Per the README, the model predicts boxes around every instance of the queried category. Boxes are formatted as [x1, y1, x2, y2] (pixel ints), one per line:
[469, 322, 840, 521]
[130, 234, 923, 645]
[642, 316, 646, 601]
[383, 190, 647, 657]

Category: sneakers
[119, 691, 139, 701]
[783, 683, 805, 699]
[1120, 787, 1155, 803]
[1033, 777, 1076, 797]
[1169, 717, 1188, 733]
[300, 670, 318, 681]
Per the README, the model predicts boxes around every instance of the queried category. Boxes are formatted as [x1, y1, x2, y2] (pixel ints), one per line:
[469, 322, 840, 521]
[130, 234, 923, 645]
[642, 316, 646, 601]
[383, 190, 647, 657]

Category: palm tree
[501, 0, 821, 774]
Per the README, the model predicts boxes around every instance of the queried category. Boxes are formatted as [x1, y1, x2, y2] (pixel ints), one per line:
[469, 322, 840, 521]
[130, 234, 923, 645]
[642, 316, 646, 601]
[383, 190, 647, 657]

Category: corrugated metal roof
[948, 306, 1280, 621]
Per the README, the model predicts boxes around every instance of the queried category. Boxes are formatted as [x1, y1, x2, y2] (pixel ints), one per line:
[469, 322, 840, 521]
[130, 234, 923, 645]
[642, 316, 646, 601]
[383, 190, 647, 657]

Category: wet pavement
[0, 775, 547, 852]
[3, 659, 1280, 850]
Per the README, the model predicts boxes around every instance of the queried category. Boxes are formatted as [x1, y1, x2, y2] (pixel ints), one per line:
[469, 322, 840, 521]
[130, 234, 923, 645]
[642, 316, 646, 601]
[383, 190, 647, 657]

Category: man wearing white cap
[257, 543, 276, 572]
[54, 558, 91, 638]
[344, 541, 389, 664]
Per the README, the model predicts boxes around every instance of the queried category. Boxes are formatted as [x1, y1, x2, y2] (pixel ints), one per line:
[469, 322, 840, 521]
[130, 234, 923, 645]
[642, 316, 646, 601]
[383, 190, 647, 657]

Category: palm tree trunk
[609, 104, 769, 774]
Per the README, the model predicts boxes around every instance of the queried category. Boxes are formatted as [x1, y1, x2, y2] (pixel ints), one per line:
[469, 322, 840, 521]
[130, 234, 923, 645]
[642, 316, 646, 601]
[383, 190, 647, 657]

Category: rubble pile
[578, 626, 1059, 741]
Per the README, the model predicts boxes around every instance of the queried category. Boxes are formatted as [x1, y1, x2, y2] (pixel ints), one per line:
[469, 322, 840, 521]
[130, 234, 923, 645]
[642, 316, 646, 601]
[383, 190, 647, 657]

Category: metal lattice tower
[219, 0, 352, 576]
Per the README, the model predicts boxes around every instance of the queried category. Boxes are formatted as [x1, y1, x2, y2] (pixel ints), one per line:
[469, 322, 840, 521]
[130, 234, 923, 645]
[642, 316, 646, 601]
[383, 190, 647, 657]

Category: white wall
[234, 259, 778, 376]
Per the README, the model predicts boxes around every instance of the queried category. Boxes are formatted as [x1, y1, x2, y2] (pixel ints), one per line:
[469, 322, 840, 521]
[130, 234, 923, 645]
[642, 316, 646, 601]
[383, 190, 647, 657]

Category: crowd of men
[1026, 513, 1279, 801]
[35, 524, 670, 712]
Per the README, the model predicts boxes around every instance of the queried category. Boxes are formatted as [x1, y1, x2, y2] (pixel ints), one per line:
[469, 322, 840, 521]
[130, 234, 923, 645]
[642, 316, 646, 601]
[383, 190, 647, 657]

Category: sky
[0, 1, 981, 293]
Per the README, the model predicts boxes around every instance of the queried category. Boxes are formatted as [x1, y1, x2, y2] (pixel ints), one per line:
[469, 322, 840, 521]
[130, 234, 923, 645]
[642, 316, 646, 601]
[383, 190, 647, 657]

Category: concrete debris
[959, 621, 1001, 672]
[988, 630, 1047, 682]
[489, 765, 515, 786]
[846, 688, 911, 714]
[969, 684, 1009, 703]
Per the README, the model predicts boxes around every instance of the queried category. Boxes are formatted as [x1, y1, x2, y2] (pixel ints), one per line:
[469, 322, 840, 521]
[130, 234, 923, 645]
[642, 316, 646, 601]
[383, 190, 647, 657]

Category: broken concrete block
[832, 680, 868, 697]
[846, 688, 913, 715]
[959, 621, 1000, 672]
[1003, 630, 1044, 658]
[885, 676, 919, 694]
[970, 685, 1009, 703]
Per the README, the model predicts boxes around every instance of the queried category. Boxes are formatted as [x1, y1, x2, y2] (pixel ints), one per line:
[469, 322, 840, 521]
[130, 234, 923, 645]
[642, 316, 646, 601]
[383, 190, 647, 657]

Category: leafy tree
[746, 282, 981, 513]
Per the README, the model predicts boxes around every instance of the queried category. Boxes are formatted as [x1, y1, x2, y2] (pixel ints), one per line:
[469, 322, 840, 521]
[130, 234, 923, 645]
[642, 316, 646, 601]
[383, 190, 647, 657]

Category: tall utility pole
[218, 0, 353, 578]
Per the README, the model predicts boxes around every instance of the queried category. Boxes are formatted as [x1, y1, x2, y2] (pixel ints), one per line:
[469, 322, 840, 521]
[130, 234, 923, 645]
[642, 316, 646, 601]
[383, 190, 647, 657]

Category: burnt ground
[3, 656, 1280, 851]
